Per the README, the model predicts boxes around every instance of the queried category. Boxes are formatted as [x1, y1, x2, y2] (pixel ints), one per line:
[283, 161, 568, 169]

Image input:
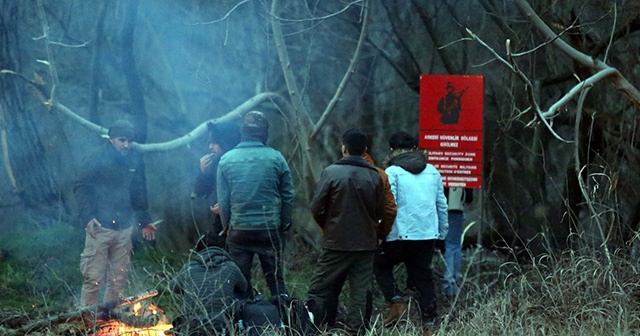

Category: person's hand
[435, 239, 446, 255]
[199, 153, 213, 173]
[141, 223, 157, 241]
[210, 203, 220, 215]
[86, 218, 102, 239]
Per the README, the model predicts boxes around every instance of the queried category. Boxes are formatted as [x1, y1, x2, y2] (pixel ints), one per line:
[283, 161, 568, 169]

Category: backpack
[269, 295, 319, 336]
[234, 297, 284, 336]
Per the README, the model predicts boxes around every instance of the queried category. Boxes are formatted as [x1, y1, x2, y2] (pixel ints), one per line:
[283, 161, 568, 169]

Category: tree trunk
[0, 1, 73, 224]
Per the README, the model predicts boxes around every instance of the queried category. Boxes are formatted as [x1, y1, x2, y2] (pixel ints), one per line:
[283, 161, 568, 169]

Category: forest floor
[2, 222, 640, 335]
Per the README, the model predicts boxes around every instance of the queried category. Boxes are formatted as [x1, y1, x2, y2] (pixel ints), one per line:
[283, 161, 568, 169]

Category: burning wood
[92, 302, 172, 336]
[92, 320, 173, 336]
[4, 290, 172, 336]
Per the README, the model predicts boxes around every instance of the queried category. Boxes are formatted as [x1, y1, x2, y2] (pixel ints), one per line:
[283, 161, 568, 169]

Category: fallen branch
[6, 290, 158, 336]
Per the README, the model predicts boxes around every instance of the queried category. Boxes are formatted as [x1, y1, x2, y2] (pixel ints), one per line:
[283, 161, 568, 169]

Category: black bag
[269, 295, 319, 336]
[169, 315, 228, 336]
[235, 298, 283, 336]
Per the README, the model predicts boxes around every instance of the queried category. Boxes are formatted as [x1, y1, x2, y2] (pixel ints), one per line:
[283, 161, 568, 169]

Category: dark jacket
[74, 141, 151, 230]
[193, 156, 220, 200]
[310, 155, 385, 251]
[171, 247, 248, 326]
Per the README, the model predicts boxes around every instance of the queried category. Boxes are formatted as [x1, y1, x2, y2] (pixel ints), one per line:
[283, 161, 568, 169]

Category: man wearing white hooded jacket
[374, 131, 448, 333]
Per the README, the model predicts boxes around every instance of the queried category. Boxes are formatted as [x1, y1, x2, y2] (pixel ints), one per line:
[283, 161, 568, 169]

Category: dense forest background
[2, 0, 640, 321]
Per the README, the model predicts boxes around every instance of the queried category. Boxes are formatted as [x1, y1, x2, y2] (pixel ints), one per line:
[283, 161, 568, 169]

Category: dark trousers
[307, 249, 375, 331]
[374, 240, 436, 321]
[226, 229, 286, 297]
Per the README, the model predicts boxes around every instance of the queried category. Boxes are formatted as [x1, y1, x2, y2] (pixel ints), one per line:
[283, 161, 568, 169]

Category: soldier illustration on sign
[437, 82, 467, 125]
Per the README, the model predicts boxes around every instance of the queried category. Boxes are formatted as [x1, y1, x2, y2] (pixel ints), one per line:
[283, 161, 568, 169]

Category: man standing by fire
[74, 119, 157, 307]
[191, 121, 242, 249]
[217, 111, 294, 299]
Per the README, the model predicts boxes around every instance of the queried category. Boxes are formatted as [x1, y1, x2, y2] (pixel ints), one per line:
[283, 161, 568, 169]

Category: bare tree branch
[192, 0, 251, 25]
[135, 92, 284, 152]
[573, 84, 612, 266]
[514, 0, 640, 108]
[309, 0, 369, 140]
[270, 0, 313, 130]
[466, 0, 640, 145]
[36, 0, 60, 103]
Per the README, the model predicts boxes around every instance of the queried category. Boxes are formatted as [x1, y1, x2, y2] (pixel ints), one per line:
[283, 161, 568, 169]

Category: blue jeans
[443, 211, 465, 296]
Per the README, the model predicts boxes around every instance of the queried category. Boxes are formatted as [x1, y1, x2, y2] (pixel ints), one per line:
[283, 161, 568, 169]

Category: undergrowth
[2, 223, 640, 335]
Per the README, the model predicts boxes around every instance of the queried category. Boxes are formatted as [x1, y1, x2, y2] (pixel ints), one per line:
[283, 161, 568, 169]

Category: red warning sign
[419, 75, 484, 188]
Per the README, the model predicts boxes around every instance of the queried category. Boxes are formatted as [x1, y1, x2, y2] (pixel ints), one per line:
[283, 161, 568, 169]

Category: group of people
[73, 112, 473, 336]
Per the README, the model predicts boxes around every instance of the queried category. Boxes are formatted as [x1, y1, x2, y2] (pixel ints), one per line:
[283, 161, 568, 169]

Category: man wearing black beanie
[217, 111, 294, 299]
[74, 119, 157, 307]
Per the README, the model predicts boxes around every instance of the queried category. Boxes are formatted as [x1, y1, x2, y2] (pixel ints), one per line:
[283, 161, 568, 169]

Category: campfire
[91, 294, 173, 336]
[4, 290, 174, 336]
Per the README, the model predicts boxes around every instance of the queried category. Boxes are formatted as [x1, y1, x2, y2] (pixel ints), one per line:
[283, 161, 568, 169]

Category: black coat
[171, 247, 248, 325]
[74, 141, 151, 230]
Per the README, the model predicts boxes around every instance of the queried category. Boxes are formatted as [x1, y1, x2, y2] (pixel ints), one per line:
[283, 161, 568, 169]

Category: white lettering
[451, 157, 472, 161]
[429, 156, 450, 161]
[440, 142, 459, 147]
[455, 170, 472, 175]
[424, 134, 438, 140]
[448, 182, 466, 187]
[439, 135, 459, 141]
[447, 176, 478, 182]
[461, 135, 478, 141]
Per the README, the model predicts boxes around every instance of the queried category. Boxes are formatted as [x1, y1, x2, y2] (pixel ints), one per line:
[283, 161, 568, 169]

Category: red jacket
[362, 153, 397, 239]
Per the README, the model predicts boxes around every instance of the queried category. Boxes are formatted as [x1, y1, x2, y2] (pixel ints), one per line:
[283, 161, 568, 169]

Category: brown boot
[383, 301, 407, 326]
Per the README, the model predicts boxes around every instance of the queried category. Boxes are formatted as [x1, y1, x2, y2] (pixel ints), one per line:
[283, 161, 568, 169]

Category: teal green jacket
[217, 141, 294, 231]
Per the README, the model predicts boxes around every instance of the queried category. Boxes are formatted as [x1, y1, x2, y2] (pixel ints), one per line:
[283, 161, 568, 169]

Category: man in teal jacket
[217, 111, 294, 298]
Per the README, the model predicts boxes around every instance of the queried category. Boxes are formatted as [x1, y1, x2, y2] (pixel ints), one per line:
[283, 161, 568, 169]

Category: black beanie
[108, 119, 135, 139]
[241, 111, 269, 143]
[207, 121, 241, 152]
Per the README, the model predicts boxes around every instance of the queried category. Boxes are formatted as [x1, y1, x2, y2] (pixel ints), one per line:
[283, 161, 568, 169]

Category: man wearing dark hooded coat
[192, 121, 242, 248]
[171, 246, 248, 334]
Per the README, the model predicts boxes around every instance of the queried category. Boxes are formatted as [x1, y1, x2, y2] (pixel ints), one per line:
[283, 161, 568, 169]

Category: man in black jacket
[307, 128, 386, 333]
[192, 121, 241, 248]
[74, 120, 156, 307]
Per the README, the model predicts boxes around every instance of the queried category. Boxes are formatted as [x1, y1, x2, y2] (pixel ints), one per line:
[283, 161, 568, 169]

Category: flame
[94, 320, 173, 336]
[93, 300, 172, 336]
[132, 302, 142, 315]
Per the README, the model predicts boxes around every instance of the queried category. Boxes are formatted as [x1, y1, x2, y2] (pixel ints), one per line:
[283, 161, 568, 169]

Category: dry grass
[3, 224, 640, 335]
[436, 248, 640, 336]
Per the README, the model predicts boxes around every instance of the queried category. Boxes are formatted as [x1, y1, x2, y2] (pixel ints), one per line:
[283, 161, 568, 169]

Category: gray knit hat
[108, 119, 135, 139]
[242, 111, 269, 143]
